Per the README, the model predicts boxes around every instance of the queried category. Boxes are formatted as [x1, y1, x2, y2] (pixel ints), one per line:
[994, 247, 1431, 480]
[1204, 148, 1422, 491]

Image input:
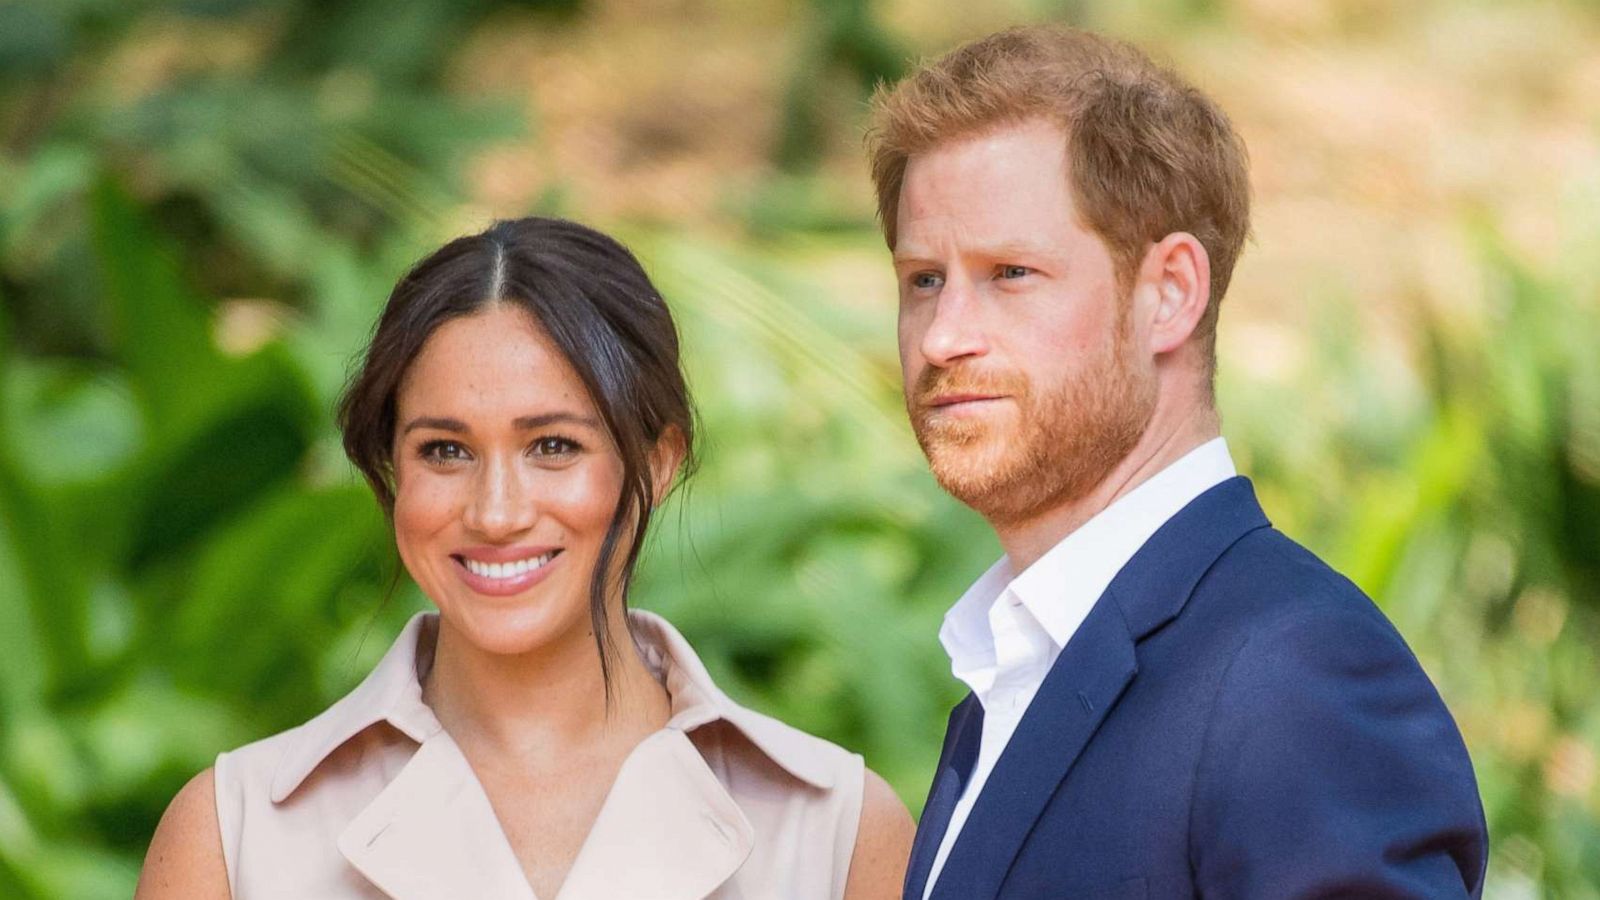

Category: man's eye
[998, 265, 1031, 280]
[419, 440, 470, 463]
[531, 437, 580, 457]
[911, 272, 944, 290]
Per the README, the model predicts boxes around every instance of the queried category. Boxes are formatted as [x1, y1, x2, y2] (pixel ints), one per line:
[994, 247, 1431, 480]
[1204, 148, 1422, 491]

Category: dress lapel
[320, 609, 825, 900]
[928, 596, 1137, 900]
[557, 729, 753, 900]
[335, 727, 754, 900]
[338, 730, 536, 900]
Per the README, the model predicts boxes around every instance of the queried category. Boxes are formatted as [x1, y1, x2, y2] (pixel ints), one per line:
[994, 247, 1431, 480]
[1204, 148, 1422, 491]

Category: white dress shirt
[922, 438, 1237, 897]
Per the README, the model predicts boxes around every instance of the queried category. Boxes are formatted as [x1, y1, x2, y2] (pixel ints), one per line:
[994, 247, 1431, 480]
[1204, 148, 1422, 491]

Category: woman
[137, 217, 914, 898]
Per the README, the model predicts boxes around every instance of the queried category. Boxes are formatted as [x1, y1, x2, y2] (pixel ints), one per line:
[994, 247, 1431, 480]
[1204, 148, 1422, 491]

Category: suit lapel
[928, 596, 1137, 900]
[922, 477, 1271, 900]
[338, 731, 536, 900]
[903, 695, 984, 900]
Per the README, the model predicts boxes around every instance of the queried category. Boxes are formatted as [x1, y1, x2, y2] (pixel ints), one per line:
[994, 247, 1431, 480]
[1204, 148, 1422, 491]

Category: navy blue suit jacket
[905, 477, 1488, 899]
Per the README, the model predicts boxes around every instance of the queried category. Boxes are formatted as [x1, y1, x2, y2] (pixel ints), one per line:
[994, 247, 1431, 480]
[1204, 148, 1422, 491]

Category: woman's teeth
[462, 553, 556, 580]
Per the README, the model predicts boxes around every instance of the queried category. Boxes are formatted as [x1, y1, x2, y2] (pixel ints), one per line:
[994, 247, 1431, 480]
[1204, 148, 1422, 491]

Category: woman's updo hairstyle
[337, 217, 695, 691]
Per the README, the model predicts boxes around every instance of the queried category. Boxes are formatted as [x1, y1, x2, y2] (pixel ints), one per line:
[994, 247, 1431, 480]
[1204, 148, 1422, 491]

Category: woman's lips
[450, 549, 563, 597]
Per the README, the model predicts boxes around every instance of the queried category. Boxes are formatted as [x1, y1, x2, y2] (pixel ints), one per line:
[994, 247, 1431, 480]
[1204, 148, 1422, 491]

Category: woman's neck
[421, 609, 671, 763]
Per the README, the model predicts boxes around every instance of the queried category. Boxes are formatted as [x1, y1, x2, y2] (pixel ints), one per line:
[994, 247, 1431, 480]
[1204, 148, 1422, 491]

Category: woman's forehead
[396, 306, 596, 422]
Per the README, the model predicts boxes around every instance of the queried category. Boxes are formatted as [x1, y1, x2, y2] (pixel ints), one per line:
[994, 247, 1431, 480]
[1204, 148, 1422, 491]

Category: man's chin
[922, 434, 1107, 526]
[914, 414, 1008, 457]
[924, 441, 1016, 500]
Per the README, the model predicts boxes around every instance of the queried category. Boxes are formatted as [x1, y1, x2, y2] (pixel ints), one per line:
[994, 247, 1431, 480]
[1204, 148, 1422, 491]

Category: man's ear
[1136, 232, 1211, 355]
[647, 425, 688, 506]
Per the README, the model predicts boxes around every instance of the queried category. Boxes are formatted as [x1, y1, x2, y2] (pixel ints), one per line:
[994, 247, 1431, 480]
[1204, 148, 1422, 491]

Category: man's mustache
[911, 366, 1030, 411]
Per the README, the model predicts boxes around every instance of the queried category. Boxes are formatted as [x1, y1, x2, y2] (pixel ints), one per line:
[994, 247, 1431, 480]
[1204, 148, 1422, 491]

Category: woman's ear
[647, 425, 688, 506]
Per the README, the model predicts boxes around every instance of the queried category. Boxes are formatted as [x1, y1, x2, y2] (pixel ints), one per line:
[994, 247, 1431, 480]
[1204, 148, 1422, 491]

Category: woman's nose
[461, 455, 537, 540]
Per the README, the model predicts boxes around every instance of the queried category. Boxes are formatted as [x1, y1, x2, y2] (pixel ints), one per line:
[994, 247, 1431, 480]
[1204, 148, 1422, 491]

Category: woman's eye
[531, 436, 580, 457]
[419, 440, 470, 463]
[997, 264, 1031, 280]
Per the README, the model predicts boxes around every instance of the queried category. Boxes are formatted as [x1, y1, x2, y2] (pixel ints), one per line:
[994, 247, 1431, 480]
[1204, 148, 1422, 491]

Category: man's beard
[907, 323, 1156, 528]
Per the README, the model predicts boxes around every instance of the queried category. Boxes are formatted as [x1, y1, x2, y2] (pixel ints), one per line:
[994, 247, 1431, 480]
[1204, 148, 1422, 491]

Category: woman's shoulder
[218, 613, 440, 805]
[212, 714, 325, 803]
[631, 609, 862, 788]
[709, 695, 864, 789]
[628, 610, 914, 897]
[136, 768, 229, 899]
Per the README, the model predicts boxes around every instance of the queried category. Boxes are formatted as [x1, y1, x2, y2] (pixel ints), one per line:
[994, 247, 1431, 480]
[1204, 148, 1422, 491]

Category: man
[867, 25, 1489, 899]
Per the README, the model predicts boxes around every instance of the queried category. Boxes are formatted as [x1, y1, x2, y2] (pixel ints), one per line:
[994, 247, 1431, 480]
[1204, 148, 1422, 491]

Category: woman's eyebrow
[401, 412, 602, 435]
[401, 415, 466, 435]
[513, 412, 602, 430]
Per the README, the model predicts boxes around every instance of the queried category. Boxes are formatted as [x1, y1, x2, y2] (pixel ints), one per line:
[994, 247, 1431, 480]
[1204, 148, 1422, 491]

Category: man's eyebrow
[986, 240, 1053, 259]
[893, 242, 1055, 266]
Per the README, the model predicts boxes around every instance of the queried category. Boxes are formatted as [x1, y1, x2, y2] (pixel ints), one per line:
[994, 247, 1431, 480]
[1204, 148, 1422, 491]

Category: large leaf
[119, 349, 319, 571]
[162, 482, 391, 729]
[89, 176, 228, 436]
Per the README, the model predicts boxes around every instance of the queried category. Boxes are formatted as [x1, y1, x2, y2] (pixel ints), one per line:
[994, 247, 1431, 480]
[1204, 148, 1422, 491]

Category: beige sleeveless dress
[212, 610, 864, 899]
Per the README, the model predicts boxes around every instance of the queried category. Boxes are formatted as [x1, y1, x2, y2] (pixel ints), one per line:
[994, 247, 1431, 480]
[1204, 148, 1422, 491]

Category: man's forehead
[896, 178, 1079, 261]
[896, 124, 1076, 240]
[893, 223, 1060, 263]
[902, 119, 1070, 183]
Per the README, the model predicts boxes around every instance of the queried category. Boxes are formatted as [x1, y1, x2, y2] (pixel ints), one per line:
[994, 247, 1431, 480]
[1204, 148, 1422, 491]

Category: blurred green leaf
[165, 482, 389, 726]
[3, 2, 1599, 895]
[89, 176, 227, 434]
[1, 358, 144, 487]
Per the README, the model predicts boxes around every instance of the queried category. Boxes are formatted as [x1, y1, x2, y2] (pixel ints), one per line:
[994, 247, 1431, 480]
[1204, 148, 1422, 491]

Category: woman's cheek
[392, 471, 460, 587]
[551, 459, 625, 534]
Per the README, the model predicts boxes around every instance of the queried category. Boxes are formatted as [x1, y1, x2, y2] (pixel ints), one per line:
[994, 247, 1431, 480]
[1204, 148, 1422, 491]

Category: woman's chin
[435, 593, 587, 658]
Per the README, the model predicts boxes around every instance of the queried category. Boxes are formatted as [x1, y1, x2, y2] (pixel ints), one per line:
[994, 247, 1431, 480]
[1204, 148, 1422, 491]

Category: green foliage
[1, 2, 1597, 898]
[774, 0, 907, 172]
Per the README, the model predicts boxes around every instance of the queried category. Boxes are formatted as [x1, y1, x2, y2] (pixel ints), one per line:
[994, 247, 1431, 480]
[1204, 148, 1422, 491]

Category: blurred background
[1, 0, 1597, 895]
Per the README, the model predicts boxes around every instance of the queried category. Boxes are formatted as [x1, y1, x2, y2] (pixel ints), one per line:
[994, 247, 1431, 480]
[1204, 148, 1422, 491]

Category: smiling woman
[133, 218, 913, 900]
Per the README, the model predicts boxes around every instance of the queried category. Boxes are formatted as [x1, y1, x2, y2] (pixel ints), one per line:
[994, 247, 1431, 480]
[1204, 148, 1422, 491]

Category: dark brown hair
[337, 217, 695, 694]
[866, 25, 1251, 375]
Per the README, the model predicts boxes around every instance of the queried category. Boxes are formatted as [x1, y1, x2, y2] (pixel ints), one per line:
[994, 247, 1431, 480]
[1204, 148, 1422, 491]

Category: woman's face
[391, 304, 623, 657]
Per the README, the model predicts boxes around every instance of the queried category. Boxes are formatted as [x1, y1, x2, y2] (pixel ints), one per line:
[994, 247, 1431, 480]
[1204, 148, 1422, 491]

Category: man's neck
[995, 402, 1221, 573]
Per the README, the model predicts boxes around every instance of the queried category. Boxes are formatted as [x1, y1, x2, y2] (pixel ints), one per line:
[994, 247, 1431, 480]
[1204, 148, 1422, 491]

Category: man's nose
[462, 455, 537, 540]
[919, 275, 988, 367]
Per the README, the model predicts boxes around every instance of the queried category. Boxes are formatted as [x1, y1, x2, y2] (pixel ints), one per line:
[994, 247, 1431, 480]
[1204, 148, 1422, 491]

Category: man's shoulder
[1202, 525, 1387, 622]
[1179, 525, 1447, 713]
[1174, 531, 1486, 896]
[1179, 524, 1423, 677]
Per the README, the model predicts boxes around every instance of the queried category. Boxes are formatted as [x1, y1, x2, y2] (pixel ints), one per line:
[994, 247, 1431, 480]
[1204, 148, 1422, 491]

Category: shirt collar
[271, 609, 834, 803]
[939, 437, 1237, 665]
[937, 556, 1012, 676]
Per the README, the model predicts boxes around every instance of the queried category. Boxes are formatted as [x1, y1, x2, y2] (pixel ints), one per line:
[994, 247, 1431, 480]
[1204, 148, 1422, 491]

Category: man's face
[893, 118, 1156, 526]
